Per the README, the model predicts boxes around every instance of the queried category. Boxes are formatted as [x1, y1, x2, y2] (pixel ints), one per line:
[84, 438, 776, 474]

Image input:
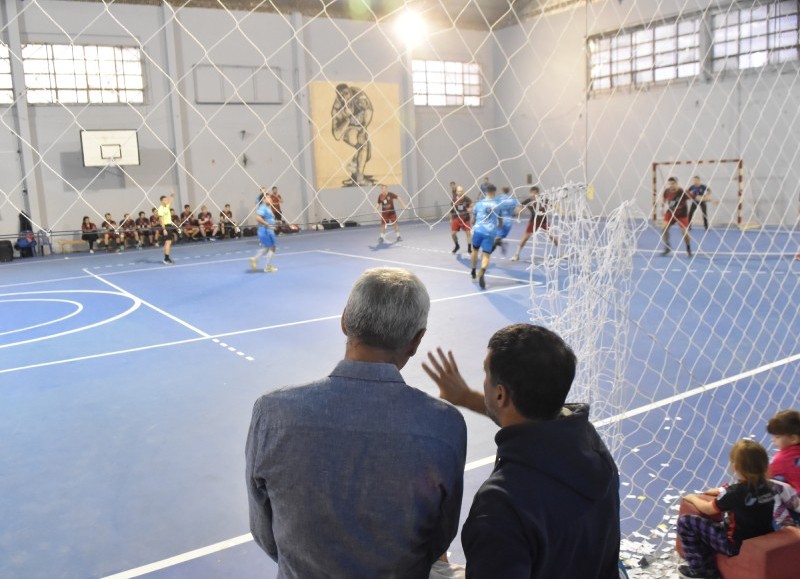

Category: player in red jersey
[511, 186, 558, 261]
[661, 177, 692, 257]
[135, 211, 153, 247]
[220, 203, 238, 238]
[149, 208, 163, 246]
[268, 186, 285, 224]
[376, 184, 407, 243]
[450, 185, 472, 254]
[101, 213, 121, 252]
[180, 204, 200, 241]
[196, 205, 218, 241]
[121, 213, 143, 249]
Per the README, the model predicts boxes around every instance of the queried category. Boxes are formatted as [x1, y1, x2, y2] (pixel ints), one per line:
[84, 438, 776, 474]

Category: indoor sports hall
[1, 1, 798, 579]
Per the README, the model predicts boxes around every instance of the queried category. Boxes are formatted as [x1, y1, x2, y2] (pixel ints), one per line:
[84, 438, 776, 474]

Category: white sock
[253, 247, 268, 261]
[265, 250, 275, 267]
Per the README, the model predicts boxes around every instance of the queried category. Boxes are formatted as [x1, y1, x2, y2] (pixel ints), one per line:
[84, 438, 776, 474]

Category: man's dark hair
[487, 324, 576, 420]
[767, 410, 800, 437]
[531, 186, 540, 193]
[667, 177, 677, 183]
[486, 184, 496, 193]
[159, 195, 167, 202]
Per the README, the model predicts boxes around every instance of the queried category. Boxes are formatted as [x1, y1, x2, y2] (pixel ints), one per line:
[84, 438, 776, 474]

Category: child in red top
[767, 409, 800, 492]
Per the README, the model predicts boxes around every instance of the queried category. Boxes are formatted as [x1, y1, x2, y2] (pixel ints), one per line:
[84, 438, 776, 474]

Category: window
[712, 1, 799, 71]
[589, 19, 700, 90]
[412, 60, 481, 107]
[0, 45, 13, 104]
[22, 43, 144, 104]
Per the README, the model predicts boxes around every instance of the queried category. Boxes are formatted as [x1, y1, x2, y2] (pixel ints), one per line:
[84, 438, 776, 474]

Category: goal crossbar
[651, 159, 744, 225]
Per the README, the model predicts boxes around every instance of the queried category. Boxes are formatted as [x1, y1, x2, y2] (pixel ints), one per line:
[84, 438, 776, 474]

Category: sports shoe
[249, 258, 257, 271]
[511, 254, 519, 261]
[377, 236, 384, 244]
[396, 235, 402, 242]
[478, 269, 486, 289]
[677, 564, 719, 578]
[89, 249, 94, 254]
[154, 242, 159, 247]
[163, 256, 174, 265]
[660, 248, 671, 256]
[137, 242, 143, 249]
[264, 265, 278, 273]
[209, 237, 216, 242]
[452, 243, 460, 254]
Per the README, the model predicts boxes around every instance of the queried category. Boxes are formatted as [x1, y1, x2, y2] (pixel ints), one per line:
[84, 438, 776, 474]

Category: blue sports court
[1, 220, 797, 578]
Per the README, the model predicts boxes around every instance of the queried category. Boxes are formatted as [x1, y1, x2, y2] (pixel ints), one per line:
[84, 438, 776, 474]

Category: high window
[412, 60, 481, 107]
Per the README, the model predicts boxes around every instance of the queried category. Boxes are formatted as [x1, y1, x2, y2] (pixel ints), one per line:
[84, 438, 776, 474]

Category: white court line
[99, 351, 799, 579]
[0, 290, 141, 350]
[0, 298, 83, 336]
[84, 269, 211, 338]
[317, 249, 530, 284]
[0, 285, 526, 375]
[0, 250, 319, 290]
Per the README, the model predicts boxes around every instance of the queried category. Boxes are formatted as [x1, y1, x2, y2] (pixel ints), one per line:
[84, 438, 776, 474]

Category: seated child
[766, 409, 800, 492]
[677, 439, 776, 579]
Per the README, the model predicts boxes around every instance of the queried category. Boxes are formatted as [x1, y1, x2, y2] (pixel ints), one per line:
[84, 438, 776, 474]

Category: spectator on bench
[149, 208, 163, 246]
[101, 213, 121, 252]
[246, 268, 467, 579]
[197, 205, 218, 241]
[220, 203, 238, 238]
[120, 213, 143, 249]
[180, 205, 200, 241]
[81, 216, 99, 254]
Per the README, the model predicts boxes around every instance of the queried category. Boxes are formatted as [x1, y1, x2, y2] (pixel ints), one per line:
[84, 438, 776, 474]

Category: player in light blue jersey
[493, 186, 520, 254]
[470, 184, 499, 289]
[250, 190, 278, 273]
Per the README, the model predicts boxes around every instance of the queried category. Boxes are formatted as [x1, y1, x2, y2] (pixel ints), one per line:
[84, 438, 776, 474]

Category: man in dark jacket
[423, 324, 621, 579]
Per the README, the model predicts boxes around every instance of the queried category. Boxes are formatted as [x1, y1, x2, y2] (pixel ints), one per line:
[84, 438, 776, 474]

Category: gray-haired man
[246, 268, 467, 578]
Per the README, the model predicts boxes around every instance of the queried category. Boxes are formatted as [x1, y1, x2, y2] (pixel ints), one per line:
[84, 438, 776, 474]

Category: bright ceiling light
[395, 9, 427, 49]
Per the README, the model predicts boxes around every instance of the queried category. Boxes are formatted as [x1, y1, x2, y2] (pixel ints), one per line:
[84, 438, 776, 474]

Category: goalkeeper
[661, 177, 692, 257]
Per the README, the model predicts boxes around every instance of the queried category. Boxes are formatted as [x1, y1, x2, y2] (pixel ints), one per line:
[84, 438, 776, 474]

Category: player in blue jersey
[250, 191, 278, 273]
[493, 186, 520, 254]
[470, 184, 499, 289]
[687, 176, 711, 230]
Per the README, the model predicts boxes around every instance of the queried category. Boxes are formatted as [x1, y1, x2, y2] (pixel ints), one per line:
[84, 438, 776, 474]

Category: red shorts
[664, 212, 689, 229]
[526, 217, 548, 234]
[451, 216, 471, 232]
[381, 211, 397, 224]
[202, 223, 214, 232]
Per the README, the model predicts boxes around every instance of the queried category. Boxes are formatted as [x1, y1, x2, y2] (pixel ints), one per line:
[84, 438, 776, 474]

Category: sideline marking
[0, 298, 83, 337]
[1, 285, 526, 374]
[0, 250, 319, 290]
[98, 351, 799, 579]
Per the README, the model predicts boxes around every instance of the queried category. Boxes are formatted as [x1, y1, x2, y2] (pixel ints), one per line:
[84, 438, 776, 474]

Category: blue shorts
[258, 230, 276, 248]
[497, 221, 513, 239]
[471, 230, 496, 253]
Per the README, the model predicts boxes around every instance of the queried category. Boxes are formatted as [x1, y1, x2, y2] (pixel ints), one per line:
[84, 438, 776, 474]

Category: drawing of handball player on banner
[331, 83, 377, 187]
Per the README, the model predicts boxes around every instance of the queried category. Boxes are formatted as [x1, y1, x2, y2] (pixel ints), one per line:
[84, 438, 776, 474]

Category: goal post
[651, 159, 744, 227]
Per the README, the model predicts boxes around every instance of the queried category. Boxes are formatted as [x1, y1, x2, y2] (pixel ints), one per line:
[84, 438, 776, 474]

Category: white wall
[2, 0, 798, 237]
[493, 0, 800, 226]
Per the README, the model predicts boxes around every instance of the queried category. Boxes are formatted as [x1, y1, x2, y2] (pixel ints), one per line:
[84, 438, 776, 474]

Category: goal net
[652, 159, 744, 227]
[1, 0, 799, 575]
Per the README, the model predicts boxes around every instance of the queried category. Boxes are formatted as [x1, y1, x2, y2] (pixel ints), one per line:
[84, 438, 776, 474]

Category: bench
[676, 495, 800, 579]
[57, 239, 89, 254]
